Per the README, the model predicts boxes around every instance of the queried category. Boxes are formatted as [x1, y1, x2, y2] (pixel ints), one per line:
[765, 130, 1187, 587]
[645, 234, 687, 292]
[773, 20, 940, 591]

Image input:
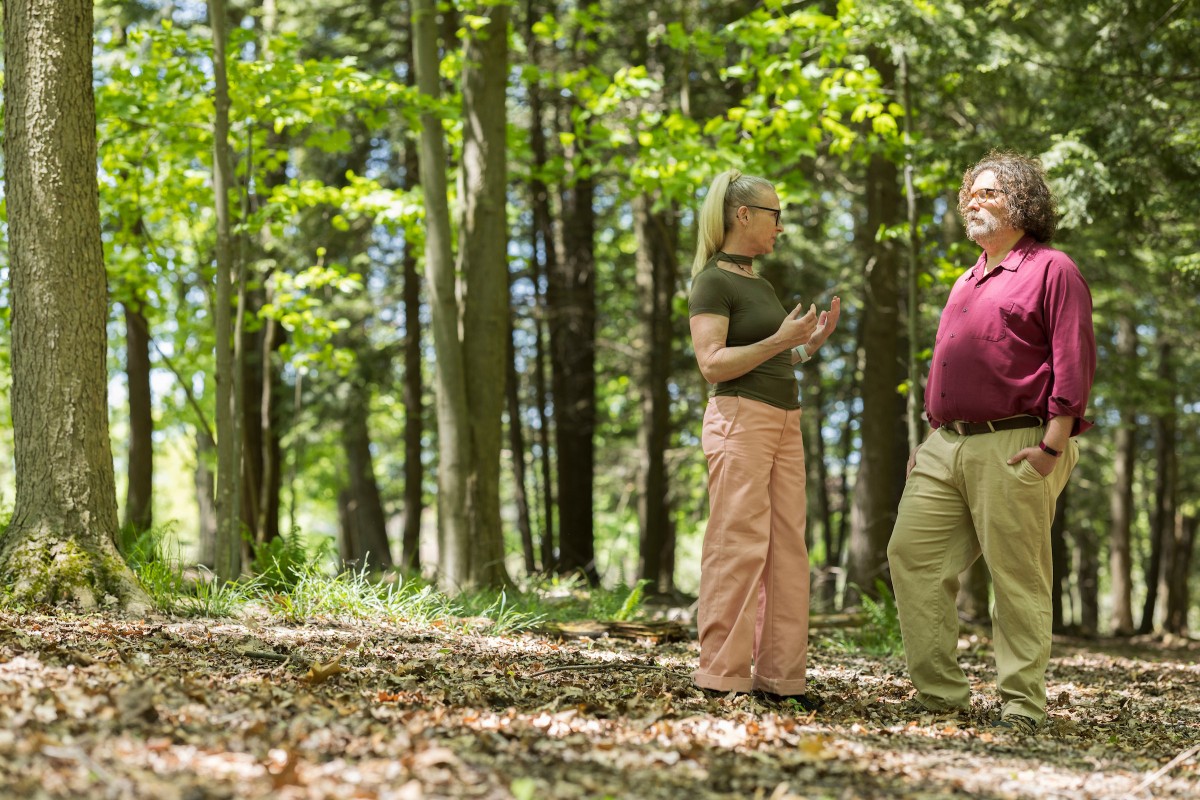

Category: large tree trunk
[457, 0, 513, 588]
[1108, 316, 1137, 635]
[210, 0, 242, 582]
[633, 194, 679, 595]
[1140, 338, 1175, 634]
[124, 302, 154, 535]
[0, 0, 149, 610]
[413, 0, 511, 590]
[847, 138, 905, 602]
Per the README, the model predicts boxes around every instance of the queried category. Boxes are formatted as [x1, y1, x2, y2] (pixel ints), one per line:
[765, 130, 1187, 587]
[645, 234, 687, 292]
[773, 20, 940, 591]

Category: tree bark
[549, 97, 598, 583]
[457, 0, 513, 588]
[413, 0, 511, 590]
[210, 0, 242, 582]
[1163, 513, 1195, 636]
[1076, 512, 1100, 637]
[401, 50, 424, 575]
[1051, 486, 1070, 632]
[123, 302, 154, 535]
[846, 127, 905, 602]
[1139, 338, 1175, 633]
[524, 0, 557, 570]
[633, 194, 679, 595]
[195, 431, 218, 567]
[1108, 316, 1137, 635]
[0, 0, 149, 610]
[507, 319, 537, 576]
[340, 387, 394, 571]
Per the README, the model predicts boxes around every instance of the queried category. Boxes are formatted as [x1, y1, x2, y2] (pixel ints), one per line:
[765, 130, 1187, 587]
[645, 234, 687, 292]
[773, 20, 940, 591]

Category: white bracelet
[793, 345, 812, 364]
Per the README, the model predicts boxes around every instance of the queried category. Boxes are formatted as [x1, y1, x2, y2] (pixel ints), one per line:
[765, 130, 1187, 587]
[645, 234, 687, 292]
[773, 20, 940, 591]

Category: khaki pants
[887, 425, 1078, 722]
[693, 395, 810, 695]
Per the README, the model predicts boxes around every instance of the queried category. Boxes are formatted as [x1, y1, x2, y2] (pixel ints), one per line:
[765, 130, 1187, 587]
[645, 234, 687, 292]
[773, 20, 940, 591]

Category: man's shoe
[755, 690, 823, 712]
[895, 699, 967, 720]
[992, 714, 1038, 735]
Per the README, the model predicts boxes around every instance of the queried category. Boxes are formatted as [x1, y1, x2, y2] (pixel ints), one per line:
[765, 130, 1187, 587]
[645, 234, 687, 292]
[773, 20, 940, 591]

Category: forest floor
[1, 606, 1197, 800]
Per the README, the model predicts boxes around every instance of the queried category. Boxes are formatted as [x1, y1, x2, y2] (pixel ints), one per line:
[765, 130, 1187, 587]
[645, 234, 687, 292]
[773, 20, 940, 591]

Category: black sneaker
[992, 714, 1038, 735]
[755, 690, 824, 712]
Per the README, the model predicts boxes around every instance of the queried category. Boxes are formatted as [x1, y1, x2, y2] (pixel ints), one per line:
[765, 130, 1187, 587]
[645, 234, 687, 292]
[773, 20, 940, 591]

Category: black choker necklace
[717, 251, 757, 278]
[716, 251, 754, 266]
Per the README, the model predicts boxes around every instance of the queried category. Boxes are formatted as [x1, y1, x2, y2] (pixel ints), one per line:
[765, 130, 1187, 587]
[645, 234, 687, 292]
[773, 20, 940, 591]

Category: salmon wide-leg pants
[693, 395, 810, 695]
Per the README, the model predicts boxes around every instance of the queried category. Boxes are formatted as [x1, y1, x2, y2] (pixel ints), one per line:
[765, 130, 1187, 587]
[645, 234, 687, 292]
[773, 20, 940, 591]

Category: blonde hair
[691, 169, 775, 277]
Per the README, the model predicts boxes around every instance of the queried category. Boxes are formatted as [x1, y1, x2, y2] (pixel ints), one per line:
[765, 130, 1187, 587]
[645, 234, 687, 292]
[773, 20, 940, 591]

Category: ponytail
[691, 169, 775, 277]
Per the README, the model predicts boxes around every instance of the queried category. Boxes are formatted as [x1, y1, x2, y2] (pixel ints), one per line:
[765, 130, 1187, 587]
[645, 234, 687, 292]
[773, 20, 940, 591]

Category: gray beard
[966, 215, 1000, 242]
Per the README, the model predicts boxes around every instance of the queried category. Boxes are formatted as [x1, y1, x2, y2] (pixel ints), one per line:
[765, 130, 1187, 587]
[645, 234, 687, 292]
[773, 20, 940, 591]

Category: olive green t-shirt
[688, 261, 799, 410]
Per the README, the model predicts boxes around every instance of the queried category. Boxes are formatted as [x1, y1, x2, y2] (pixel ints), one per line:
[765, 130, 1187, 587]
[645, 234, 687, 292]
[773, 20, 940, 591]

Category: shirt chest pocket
[967, 300, 1020, 342]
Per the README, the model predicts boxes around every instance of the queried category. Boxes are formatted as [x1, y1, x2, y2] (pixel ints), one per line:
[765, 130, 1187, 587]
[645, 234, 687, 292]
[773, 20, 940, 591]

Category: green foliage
[829, 581, 904, 657]
[249, 528, 331, 592]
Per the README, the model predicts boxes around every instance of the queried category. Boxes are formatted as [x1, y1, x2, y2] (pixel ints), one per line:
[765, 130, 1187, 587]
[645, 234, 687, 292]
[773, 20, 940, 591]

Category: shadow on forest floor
[0, 609, 1196, 799]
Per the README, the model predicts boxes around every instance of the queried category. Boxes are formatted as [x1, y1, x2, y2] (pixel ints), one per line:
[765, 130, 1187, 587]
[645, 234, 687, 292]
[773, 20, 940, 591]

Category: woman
[688, 169, 840, 708]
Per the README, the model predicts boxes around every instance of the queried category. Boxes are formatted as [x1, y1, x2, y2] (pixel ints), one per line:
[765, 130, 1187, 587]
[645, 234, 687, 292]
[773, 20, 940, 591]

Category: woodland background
[0, 0, 1198, 636]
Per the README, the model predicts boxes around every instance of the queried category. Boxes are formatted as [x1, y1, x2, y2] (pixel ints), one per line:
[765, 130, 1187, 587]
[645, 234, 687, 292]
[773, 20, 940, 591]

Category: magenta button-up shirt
[926, 235, 1096, 435]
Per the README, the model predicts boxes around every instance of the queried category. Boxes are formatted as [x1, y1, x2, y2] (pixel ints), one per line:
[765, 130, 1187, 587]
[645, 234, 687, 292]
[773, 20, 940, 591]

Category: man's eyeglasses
[967, 188, 1006, 203]
[746, 204, 782, 225]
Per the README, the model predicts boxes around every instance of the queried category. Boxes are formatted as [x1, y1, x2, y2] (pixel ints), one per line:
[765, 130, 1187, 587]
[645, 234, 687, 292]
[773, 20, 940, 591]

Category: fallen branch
[530, 663, 692, 680]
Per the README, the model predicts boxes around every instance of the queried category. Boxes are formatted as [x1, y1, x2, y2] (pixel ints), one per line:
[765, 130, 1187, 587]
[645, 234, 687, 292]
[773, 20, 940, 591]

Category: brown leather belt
[947, 415, 1043, 436]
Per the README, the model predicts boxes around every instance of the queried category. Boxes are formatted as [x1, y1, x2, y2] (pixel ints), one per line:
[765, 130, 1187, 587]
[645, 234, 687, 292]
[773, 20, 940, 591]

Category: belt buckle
[952, 420, 969, 435]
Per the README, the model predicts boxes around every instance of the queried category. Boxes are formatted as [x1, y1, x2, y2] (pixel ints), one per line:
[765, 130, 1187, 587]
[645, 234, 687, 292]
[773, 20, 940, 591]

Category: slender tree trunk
[1076, 518, 1100, 637]
[524, 0, 557, 570]
[401, 53, 424, 575]
[1108, 316, 1137, 635]
[1139, 338, 1175, 633]
[847, 128, 905, 602]
[507, 320, 537, 575]
[210, 0, 242, 581]
[633, 194, 678, 595]
[341, 388, 394, 571]
[1051, 487, 1070, 632]
[1163, 513, 1195, 636]
[195, 431, 218, 567]
[0, 0, 149, 610]
[124, 302, 154, 535]
[413, 0, 471, 586]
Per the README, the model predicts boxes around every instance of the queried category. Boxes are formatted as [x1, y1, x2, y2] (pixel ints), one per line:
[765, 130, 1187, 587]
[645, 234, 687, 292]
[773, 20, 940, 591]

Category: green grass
[126, 532, 652, 634]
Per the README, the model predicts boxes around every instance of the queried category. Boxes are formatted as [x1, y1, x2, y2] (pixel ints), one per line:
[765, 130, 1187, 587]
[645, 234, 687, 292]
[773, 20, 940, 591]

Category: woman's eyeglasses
[746, 204, 782, 225]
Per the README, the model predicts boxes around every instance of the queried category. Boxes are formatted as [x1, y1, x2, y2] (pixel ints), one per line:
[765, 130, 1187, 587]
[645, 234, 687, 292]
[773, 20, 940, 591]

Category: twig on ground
[530, 663, 692, 680]
[1124, 743, 1200, 798]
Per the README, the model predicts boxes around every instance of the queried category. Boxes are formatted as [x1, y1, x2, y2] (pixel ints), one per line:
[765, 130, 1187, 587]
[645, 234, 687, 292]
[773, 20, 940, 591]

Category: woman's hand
[776, 302, 818, 348]
[806, 296, 841, 351]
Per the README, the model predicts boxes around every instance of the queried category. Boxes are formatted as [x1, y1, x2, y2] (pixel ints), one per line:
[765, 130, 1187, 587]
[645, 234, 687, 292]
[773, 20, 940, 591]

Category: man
[887, 151, 1096, 735]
